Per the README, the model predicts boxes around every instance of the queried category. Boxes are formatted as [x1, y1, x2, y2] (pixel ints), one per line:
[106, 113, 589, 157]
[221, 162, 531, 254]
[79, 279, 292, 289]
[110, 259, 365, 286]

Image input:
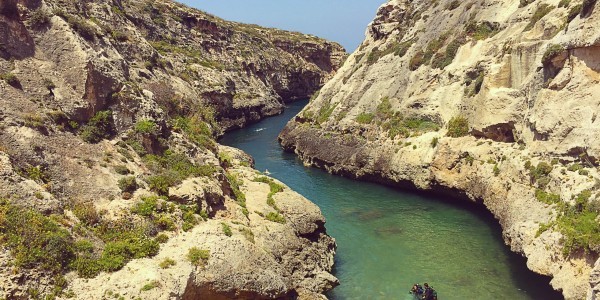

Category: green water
[219, 100, 563, 300]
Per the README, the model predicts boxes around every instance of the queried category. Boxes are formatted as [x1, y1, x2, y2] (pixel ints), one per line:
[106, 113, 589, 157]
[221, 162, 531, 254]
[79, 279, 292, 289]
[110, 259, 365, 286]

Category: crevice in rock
[472, 122, 516, 143]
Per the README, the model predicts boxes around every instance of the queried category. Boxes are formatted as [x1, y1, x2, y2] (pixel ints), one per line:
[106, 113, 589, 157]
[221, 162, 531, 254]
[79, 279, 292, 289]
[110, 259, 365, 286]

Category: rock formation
[0, 0, 343, 298]
[279, 0, 600, 299]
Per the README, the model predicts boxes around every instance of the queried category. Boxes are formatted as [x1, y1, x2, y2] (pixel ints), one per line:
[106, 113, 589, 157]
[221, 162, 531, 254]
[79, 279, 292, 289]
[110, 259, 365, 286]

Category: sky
[177, 0, 386, 52]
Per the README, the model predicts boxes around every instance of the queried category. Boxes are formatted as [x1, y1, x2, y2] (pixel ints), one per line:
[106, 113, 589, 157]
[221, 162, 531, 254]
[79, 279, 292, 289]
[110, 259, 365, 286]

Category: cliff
[279, 0, 600, 299]
[0, 0, 343, 298]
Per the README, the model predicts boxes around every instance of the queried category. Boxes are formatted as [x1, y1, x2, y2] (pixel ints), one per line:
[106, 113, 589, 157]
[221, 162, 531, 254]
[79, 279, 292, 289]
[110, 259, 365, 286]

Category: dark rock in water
[374, 226, 403, 237]
[357, 210, 384, 221]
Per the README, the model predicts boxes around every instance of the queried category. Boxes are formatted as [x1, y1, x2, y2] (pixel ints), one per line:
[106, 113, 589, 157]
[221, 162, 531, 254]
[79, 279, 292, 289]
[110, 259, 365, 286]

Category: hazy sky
[177, 0, 386, 52]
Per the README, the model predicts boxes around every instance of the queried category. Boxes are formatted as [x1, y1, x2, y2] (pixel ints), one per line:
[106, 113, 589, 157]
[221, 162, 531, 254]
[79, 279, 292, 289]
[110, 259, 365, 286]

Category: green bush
[568, 4, 583, 21]
[131, 196, 164, 217]
[316, 102, 337, 124]
[113, 165, 130, 175]
[265, 212, 286, 224]
[535, 189, 561, 204]
[446, 116, 469, 137]
[1, 73, 20, 88]
[155, 233, 169, 243]
[187, 247, 210, 266]
[144, 150, 216, 195]
[141, 281, 160, 291]
[134, 119, 159, 135]
[118, 176, 137, 193]
[542, 44, 565, 65]
[409, 50, 426, 71]
[356, 113, 375, 124]
[221, 222, 232, 237]
[567, 163, 583, 172]
[465, 21, 499, 40]
[159, 258, 176, 269]
[524, 4, 555, 31]
[172, 116, 216, 151]
[73, 202, 101, 227]
[57, 13, 97, 40]
[430, 137, 439, 148]
[81, 111, 114, 143]
[0, 201, 75, 273]
[226, 172, 246, 205]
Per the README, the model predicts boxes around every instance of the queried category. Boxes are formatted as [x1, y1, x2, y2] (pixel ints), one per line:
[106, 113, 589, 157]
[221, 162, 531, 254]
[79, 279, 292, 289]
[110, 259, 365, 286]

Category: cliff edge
[280, 0, 600, 299]
[0, 0, 342, 298]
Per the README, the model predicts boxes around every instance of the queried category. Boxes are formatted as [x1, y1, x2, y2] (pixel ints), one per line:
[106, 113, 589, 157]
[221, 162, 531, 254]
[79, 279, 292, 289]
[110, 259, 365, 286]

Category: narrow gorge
[279, 0, 600, 299]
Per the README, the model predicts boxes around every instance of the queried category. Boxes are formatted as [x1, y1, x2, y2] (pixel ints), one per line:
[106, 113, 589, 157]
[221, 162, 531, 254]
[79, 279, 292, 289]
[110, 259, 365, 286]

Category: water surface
[220, 100, 563, 300]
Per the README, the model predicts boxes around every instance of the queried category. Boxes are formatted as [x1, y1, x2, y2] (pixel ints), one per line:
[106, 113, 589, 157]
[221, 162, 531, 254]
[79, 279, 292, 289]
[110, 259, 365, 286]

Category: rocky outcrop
[0, 0, 340, 298]
[64, 147, 337, 300]
[280, 0, 600, 299]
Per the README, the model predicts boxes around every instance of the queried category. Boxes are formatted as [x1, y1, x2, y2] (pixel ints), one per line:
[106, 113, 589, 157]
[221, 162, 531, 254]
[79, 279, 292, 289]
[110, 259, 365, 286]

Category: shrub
[446, 116, 469, 137]
[25, 166, 48, 183]
[73, 202, 101, 227]
[409, 50, 426, 70]
[542, 44, 565, 65]
[431, 137, 439, 148]
[535, 189, 561, 204]
[316, 102, 336, 124]
[118, 176, 137, 193]
[530, 162, 553, 180]
[131, 196, 162, 217]
[0, 201, 75, 273]
[187, 247, 210, 266]
[134, 119, 159, 135]
[493, 164, 500, 176]
[356, 113, 375, 124]
[144, 150, 216, 195]
[29, 8, 50, 27]
[155, 233, 169, 243]
[1, 73, 20, 88]
[221, 223, 232, 237]
[265, 212, 286, 224]
[172, 116, 216, 151]
[58, 13, 96, 40]
[431, 38, 463, 69]
[465, 21, 499, 40]
[154, 215, 176, 231]
[159, 258, 176, 269]
[524, 4, 555, 31]
[226, 172, 246, 205]
[141, 281, 160, 291]
[81, 111, 114, 143]
[567, 163, 583, 172]
[113, 165, 130, 175]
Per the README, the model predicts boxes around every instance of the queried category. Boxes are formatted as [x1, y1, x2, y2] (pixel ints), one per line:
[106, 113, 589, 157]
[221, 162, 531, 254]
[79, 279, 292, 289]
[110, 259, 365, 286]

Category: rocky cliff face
[280, 0, 600, 299]
[0, 0, 343, 299]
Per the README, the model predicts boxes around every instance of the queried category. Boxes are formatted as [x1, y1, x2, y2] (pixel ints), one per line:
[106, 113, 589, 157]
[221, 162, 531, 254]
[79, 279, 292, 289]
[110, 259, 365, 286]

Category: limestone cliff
[0, 0, 342, 298]
[280, 0, 600, 299]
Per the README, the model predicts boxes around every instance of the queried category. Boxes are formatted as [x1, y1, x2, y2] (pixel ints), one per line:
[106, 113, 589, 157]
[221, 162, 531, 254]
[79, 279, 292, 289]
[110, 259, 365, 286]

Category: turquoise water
[219, 100, 563, 300]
